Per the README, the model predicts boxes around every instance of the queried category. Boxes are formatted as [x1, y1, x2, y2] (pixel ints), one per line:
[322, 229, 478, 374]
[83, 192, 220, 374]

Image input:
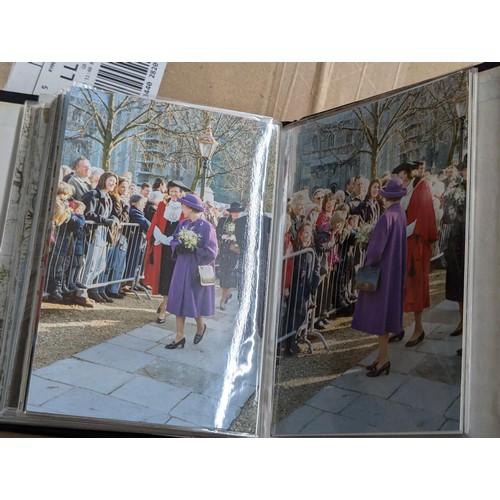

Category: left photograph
[21, 87, 279, 436]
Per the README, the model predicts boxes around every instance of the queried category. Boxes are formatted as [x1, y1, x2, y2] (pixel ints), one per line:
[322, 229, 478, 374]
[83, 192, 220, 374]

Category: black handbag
[355, 266, 380, 292]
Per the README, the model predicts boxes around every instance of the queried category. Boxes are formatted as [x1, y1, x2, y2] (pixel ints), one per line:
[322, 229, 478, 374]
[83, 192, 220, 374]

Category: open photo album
[0, 66, 482, 436]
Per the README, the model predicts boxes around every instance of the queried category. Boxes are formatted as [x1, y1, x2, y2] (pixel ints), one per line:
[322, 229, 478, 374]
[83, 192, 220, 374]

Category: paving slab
[146, 342, 206, 365]
[416, 338, 463, 357]
[445, 395, 462, 421]
[390, 376, 460, 415]
[26, 375, 73, 406]
[127, 323, 173, 342]
[299, 410, 381, 435]
[168, 392, 241, 430]
[107, 333, 158, 352]
[440, 419, 461, 432]
[304, 384, 361, 414]
[74, 342, 156, 372]
[137, 357, 221, 394]
[330, 366, 410, 399]
[340, 393, 446, 433]
[272, 406, 324, 435]
[360, 348, 428, 374]
[411, 353, 462, 385]
[205, 376, 257, 408]
[33, 358, 134, 394]
[30, 387, 169, 424]
[110, 374, 190, 414]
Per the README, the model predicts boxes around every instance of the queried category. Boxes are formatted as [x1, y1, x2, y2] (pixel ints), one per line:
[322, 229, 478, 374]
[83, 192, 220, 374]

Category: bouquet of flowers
[355, 223, 374, 249]
[177, 227, 200, 251]
[443, 183, 466, 205]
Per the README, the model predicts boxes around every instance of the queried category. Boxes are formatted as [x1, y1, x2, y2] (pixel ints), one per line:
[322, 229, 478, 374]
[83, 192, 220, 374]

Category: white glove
[165, 236, 173, 246]
[153, 226, 170, 246]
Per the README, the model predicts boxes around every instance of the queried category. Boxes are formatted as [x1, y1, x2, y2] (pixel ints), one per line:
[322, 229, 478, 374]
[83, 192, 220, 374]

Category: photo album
[0, 65, 482, 436]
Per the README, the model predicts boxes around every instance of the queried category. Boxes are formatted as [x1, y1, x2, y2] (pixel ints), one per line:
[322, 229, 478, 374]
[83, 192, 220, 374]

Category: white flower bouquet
[355, 223, 374, 249]
[177, 227, 200, 250]
[444, 183, 466, 205]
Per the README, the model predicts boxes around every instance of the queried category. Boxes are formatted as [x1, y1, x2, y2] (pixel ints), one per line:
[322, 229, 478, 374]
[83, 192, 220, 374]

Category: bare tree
[314, 71, 469, 179]
[66, 89, 167, 171]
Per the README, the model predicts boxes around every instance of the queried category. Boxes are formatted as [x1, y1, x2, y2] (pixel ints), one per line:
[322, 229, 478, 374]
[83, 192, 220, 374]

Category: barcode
[93, 62, 150, 94]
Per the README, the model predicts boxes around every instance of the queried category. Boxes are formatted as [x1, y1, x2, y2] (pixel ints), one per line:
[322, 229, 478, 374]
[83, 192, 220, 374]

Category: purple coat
[351, 203, 407, 335]
[166, 217, 218, 318]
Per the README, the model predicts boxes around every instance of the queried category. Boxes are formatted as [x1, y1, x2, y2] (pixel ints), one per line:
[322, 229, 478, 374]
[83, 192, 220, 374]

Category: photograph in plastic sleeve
[272, 70, 471, 436]
[18, 87, 278, 436]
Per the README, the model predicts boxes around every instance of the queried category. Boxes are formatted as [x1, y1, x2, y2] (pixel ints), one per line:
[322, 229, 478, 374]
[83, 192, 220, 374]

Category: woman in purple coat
[165, 194, 218, 349]
[351, 178, 407, 377]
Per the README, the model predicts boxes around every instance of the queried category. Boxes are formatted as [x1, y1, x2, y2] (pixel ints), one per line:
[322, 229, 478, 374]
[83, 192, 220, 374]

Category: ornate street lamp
[196, 125, 218, 201]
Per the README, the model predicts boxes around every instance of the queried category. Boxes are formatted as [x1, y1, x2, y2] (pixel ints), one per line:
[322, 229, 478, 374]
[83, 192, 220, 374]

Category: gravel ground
[32, 270, 446, 435]
[32, 292, 161, 370]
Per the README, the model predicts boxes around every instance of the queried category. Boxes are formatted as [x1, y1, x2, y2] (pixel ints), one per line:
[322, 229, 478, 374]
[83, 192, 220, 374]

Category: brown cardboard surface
[1, 62, 477, 122]
[160, 62, 477, 121]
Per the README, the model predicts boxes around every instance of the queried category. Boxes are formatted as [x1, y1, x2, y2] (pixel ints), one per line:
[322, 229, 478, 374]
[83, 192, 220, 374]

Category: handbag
[355, 266, 380, 292]
[198, 265, 216, 286]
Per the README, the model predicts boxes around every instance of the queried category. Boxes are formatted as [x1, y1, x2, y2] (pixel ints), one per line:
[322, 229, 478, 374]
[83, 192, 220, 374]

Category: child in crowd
[66, 200, 88, 291]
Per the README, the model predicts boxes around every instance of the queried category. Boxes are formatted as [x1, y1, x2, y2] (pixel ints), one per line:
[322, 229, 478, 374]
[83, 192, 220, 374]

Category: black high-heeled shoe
[366, 361, 390, 377]
[388, 330, 405, 343]
[366, 360, 378, 371]
[156, 314, 166, 324]
[165, 337, 186, 349]
[193, 324, 207, 344]
[405, 332, 425, 348]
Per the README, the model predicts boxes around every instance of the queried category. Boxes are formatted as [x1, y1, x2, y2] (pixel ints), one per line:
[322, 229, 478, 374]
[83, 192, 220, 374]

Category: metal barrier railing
[277, 233, 368, 355]
[44, 220, 148, 300]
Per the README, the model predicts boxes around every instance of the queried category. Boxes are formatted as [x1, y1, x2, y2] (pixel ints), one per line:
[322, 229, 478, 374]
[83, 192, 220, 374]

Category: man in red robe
[392, 162, 438, 347]
[143, 179, 191, 322]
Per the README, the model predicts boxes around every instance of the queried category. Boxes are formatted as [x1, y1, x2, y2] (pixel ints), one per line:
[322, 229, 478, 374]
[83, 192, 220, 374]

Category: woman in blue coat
[351, 178, 407, 377]
[165, 194, 218, 349]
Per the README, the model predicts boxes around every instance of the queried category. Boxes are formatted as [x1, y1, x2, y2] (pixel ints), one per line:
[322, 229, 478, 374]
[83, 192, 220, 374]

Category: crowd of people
[279, 159, 467, 367]
[46, 156, 256, 348]
[47, 154, 467, 362]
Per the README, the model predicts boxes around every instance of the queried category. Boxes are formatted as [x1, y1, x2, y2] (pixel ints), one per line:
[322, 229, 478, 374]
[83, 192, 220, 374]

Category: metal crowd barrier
[278, 235, 367, 354]
[44, 220, 149, 300]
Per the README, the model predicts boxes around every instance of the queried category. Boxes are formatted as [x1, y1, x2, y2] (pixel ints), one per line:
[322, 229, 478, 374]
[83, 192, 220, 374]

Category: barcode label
[4, 62, 167, 99]
[94, 62, 163, 97]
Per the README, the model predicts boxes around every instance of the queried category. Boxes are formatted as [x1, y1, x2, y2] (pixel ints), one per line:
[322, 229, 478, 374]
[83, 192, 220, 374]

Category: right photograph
[272, 69, 471, 436]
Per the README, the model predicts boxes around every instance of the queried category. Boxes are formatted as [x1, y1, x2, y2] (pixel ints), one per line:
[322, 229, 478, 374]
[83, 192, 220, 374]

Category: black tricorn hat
[227, 201, 245, 213]
[391, 162, 415, 176]
[167, 179, 191, 192]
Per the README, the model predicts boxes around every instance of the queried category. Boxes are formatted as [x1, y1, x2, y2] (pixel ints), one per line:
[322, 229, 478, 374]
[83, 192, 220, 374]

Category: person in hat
[165, 193, 218, 349]
[391, 161, 438, 347]
[215, 201, 245, 310]
[143, 179, 191, 322]
[351, 177, 408, 376]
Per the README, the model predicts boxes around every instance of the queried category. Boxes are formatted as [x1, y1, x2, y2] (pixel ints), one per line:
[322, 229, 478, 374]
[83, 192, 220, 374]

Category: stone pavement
[273, 299, 464, 436]
[26, 294, 260, 434]
[26, 297, 463, 437]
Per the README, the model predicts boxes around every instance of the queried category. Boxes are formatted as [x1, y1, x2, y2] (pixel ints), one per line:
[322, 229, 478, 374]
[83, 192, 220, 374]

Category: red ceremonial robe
[404, 179, 438, 313]
[143, 200, 185, 295]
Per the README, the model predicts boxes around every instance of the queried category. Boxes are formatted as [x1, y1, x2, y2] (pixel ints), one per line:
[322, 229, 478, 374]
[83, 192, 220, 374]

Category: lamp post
[455, 100, 467, 163]
[196, 125, 218, 201]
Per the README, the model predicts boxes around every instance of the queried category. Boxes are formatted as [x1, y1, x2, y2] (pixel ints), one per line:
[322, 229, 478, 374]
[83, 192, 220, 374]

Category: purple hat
[379, 178, 407, 199]
[178, 193, 205, 212]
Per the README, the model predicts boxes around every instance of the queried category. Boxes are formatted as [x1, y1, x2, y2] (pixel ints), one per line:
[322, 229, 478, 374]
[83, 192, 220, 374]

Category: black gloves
[176, 244, 194, 254]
